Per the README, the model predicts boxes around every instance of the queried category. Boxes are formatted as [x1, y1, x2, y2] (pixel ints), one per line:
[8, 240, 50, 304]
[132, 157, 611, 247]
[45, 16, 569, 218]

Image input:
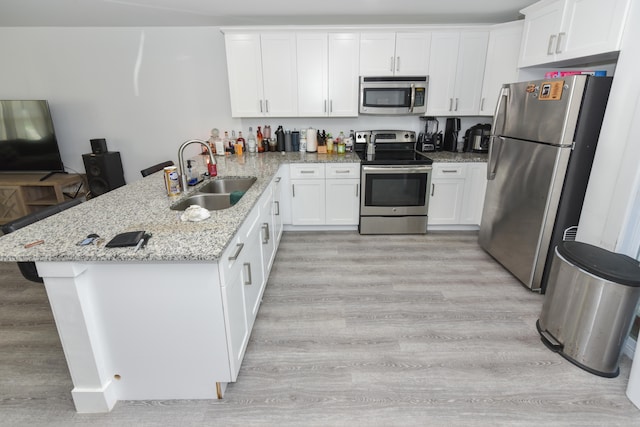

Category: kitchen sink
[197, 177, 257, 194]
[170, 194, 233, 211]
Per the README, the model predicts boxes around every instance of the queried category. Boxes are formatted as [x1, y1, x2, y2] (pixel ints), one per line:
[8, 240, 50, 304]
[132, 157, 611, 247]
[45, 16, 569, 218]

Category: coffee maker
[417, 117, 442, 152]
[443, 118, 461, 152]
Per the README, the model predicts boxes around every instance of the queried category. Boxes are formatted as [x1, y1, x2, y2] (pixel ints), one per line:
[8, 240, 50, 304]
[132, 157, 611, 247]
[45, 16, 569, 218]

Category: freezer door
[498, 76, 587, 147]
[479, 137, 571, 290]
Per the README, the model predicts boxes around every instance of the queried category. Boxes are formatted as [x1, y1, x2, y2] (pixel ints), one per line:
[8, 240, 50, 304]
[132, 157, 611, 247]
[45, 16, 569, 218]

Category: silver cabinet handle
[555, 32, 565, 54]
[330, 100, 333, 113]
[228, 243, 244, 261]
[455, 98, 459, 111]
[262, 222, 270, 244]
[480, 97, 485, 111]
[396, 56, 400, 72]
[449, 98, 453, 111]
[390, 56, 394, 72]
[292, 184, 295, 197]
[431, 183, 435, 196]
[275, 177, 281, 183]
[324, 100, 327, 113]
[356, 183, 359, 197]
[265, 99, 269, 113]
[335, 170, 351, 174]
[243, 262, 252, 285]
[442, 169, 459, 173]
[300, 170, 315, 174]
[547, 34, 556, 55]
[274, 200, 280, 215]
[259, 100, 263, 113]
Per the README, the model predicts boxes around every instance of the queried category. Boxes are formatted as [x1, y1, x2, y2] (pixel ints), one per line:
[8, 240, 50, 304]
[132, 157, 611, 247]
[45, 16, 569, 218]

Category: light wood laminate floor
[1, 231, 638, 426]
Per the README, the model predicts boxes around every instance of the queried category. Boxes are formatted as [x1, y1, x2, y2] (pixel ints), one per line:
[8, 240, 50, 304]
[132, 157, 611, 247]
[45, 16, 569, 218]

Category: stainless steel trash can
[537, 241, 640, 377]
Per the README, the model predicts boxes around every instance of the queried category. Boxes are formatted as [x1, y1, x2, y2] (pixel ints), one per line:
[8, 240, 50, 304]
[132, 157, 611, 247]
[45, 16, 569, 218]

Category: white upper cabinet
[519, 0, 631, 67]
[225, 32, 297, 117]
[479, 21, 524, 116]
[427, 30, 489, 116]
[359, 32, 431, 76]
[297, 32, 359, 117]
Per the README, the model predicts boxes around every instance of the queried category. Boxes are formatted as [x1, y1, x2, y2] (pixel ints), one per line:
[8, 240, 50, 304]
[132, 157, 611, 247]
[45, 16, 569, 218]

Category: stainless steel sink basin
[170, 194, 233, 211]
[197, 177, 257, 194]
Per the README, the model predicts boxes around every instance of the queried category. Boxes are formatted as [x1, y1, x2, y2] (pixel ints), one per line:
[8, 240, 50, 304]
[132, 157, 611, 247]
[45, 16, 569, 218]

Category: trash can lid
[558, 241, 640, 287]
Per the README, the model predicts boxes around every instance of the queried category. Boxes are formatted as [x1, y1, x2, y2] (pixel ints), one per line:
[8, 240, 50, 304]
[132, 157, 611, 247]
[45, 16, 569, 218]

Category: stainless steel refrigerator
[479, 75, 612, 292]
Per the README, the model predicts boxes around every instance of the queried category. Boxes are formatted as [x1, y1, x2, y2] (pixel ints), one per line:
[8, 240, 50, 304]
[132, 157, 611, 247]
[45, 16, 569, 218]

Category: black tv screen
[0, 100, 65, 173]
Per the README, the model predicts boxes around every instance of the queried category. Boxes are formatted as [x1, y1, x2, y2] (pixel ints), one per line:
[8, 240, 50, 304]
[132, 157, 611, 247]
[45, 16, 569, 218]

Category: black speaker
[90, 138, 108, 154]
[82, 152, 125, 197]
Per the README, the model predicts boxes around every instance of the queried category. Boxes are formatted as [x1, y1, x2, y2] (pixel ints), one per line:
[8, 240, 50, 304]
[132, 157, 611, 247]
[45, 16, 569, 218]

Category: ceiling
[0, 0, 538, 27]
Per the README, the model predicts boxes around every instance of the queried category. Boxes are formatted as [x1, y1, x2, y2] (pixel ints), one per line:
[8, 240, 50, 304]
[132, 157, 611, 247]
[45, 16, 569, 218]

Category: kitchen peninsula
[0, 150, 485, 413]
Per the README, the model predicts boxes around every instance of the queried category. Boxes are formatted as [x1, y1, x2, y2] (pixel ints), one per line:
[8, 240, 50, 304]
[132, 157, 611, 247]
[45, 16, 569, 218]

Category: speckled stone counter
[0, 152, 360, 263]
[426, 151, 488, 163]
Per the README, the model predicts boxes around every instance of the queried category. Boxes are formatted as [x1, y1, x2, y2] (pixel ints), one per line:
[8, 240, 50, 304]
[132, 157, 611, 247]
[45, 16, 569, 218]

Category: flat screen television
[0, 100, 65, 175]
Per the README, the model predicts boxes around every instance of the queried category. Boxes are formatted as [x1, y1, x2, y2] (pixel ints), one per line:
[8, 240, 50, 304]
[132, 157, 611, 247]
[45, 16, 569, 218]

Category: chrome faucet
[177, 139, 216, 191]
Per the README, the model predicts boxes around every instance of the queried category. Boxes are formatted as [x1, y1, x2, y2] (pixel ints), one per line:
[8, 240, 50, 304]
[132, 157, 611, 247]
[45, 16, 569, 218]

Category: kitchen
[1, 0, 640, 424]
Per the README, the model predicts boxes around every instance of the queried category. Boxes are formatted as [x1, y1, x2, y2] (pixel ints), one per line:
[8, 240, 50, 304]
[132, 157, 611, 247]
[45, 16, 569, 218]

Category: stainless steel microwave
[359, 76, 428, 115]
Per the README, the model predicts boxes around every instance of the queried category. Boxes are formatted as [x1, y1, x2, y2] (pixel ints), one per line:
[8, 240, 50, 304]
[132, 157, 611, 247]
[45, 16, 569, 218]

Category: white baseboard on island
[71, 382, 118, 413]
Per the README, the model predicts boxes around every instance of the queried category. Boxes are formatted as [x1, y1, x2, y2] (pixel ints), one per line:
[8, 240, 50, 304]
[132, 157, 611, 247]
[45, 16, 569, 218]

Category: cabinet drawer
[290, 163, 325, 179]
[432, 163, 466, 178]
[219, 207, 260, 281]
[325, 163, 360, 179]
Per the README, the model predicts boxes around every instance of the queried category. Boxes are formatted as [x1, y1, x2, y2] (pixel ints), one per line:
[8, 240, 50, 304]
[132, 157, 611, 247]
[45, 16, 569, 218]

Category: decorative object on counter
[180, 205, 211, 222]
[256, 126, 264, 153]
[291, 130, 300, 152]
[306, 127, 317, 152]
[275, 125, 285, 151]
[284, 129, 292, 152]
[210, 128, 225, 156]
[247, 127, 256, 153]
[164, 165, 181, 196]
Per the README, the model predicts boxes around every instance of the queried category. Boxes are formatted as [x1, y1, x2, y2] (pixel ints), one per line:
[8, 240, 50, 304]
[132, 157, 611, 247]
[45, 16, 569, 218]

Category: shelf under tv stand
[0, 173, 86, 225]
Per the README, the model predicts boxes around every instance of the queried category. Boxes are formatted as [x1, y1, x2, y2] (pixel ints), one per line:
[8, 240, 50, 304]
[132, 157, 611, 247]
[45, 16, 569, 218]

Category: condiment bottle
[257, 126, 264, 153]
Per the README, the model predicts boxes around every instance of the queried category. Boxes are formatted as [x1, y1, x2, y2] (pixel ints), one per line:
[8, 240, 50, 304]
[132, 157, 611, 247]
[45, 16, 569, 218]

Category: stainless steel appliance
[359, 76, 427, 115]
[462, 123, 491, 153]
[417, 116, 441, 152]
[355, 130, 433, 234]
[479, 75, 612, 292]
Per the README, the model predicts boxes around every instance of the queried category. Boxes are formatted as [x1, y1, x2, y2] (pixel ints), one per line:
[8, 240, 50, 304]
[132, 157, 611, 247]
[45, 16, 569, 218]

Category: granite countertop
[426, 151, 488, 163]
[0, 152, 359, 263]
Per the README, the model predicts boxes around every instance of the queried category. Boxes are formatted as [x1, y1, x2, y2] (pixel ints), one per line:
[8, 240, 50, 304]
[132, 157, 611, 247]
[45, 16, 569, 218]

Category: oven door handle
[362, 165, 432, 174]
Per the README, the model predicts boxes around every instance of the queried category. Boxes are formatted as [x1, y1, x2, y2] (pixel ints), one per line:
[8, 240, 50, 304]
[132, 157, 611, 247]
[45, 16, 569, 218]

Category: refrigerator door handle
[487, 136, 505, 181]
[492, 86, 509, 137]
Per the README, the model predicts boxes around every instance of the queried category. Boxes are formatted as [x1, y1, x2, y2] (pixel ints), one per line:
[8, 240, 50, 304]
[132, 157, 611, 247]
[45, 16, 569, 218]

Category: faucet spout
[177, 139, 216, 191]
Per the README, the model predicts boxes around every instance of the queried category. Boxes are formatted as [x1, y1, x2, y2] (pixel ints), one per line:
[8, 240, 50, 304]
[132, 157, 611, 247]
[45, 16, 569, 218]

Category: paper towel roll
[306, 128, 317, 152]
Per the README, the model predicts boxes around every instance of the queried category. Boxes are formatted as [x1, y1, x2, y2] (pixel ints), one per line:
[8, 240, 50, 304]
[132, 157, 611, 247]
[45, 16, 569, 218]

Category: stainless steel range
[355, 130, 433, 234]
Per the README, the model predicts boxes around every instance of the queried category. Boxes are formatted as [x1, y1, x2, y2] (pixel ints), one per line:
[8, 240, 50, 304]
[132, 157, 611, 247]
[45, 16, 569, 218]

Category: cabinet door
[359, 32, 397, 76]
[260, 33, 298, 117]
[326, 179, 359, 225]
[272, 175, 284, 244]
[518, 1, 564, 67]
[291, 179, 326, 225]
[426, 32, 460, 116]
[259, 183, 277, 276]
[224, 33, 264, 117]
[220, 239, 249, 380]
[328, 33, 360, 117]
[297, 33, 329, 117]
[480, 21, 523, 116]
[558, 0, 630, 60]
[241, 211, 266, 331]
[394, 32, 431, 76]
[453, 31, 489, 116]
[460, 163, 488, 225]
[428, 179, 465, 225]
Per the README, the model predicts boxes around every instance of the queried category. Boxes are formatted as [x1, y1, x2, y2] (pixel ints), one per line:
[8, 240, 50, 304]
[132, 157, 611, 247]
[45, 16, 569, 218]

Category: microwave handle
[409, 84, 416, 113]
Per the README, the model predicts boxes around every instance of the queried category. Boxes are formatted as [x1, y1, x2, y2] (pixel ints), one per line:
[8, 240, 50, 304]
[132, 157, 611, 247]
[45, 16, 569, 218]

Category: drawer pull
[356, 184, 359, 197]
[274, 200, 280, 216]
[431, 183, 435, 196]
[300, 170, 315, 174]
[228, 243, 244, 261]
[275, 177, 281, 183]
[262, 222, 270, 244]
[334, 169, 351, 174]
[243, 263, 252, 285]
[442, 169, 459, 173]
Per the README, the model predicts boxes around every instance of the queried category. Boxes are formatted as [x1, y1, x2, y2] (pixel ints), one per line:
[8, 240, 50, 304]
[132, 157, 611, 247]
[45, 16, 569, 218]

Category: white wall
[0, 27, 239, 184]
[0, 26, 491, 182]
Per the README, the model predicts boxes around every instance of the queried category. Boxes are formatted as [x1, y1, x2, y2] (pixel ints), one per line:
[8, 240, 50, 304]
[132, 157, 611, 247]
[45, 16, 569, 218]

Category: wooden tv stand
[0, 173, 86, 224]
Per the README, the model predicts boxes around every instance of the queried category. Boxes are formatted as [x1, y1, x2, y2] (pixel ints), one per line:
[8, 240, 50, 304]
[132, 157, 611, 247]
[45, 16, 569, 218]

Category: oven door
[361, 165, 432, 215]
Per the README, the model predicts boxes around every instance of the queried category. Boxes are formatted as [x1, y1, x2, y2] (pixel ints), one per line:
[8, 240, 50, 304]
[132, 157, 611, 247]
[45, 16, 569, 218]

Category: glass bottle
[247, 127, 257, 153]
[237, 131, 246, 151]
[257, 126, 264, 153]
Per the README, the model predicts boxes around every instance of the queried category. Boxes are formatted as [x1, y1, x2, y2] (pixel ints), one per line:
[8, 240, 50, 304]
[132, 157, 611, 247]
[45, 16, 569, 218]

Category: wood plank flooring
[1, 231, 639, 426]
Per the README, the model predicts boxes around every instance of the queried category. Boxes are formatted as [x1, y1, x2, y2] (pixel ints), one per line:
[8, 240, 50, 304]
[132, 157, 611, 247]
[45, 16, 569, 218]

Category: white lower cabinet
[428, 162, 487, 227]
[290, 163, 360, 226]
